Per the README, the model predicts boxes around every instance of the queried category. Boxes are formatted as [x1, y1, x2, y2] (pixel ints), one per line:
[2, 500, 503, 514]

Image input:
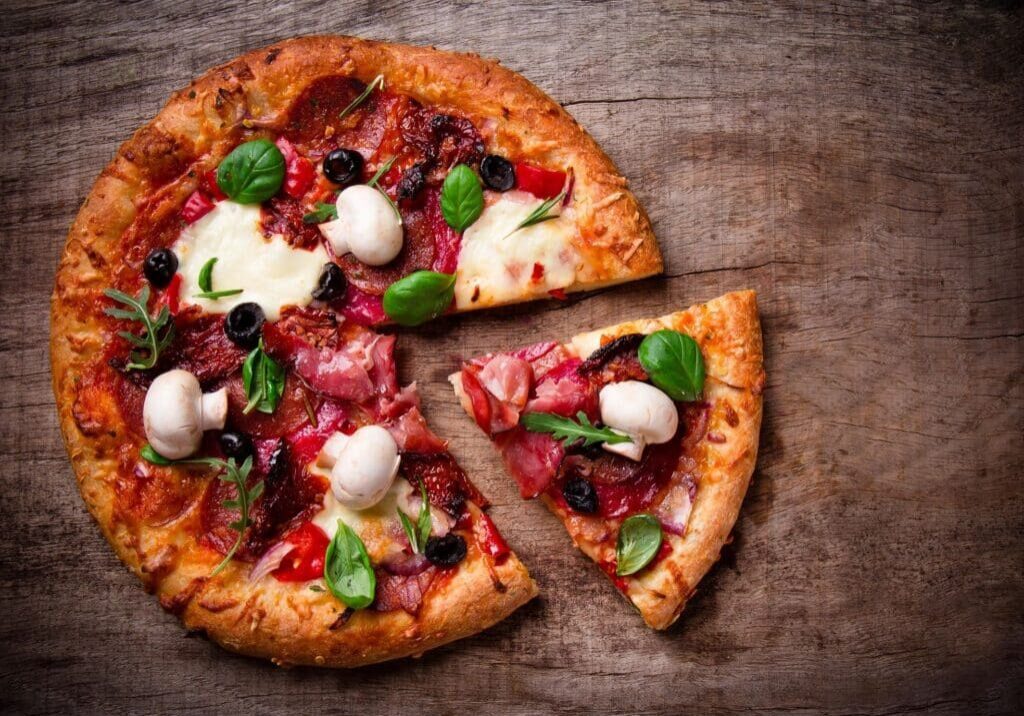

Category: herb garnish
[302, 201, 338, 224]
[615, 513, 662, 576]
[324, 520, 376, 609]
[103, 286, 175, 371]
[637, 330, 706, 401]
[440, 164, 484, 232]
[505, 190, 566, 238]
[140, 446, 261, 577]
[338, 74, 384, 121]
[398, 482, 433, 554]
[366, 156, 396, 188]
[197, 257, 217, 292]
[215, 139, 285, 204]
[193, 288, 245, 300]
[520, 410, 632, 448]
[242, 339, 285, 414]
[382, 270, 456, 326]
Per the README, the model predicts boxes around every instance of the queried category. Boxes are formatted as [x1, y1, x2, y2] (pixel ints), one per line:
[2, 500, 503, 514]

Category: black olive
[562, 476, 599, 514]
[480, 155, 515, 192]
[311, 262, 347, 302]
[323, 148, 364, 185]
[219, 431, 253, 462]
[143, 248, 178, 288]
[425, 534, 467, 568]
[224, 302, 265, 349]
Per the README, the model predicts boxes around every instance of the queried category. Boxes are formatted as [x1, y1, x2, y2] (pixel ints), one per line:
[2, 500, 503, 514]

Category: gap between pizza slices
[450, 290, 765, 629]
[49, 36, 668, 667]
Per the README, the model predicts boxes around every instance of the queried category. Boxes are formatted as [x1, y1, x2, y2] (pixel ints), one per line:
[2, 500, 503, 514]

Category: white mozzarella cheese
[172, 201, 328, 321]
[455, 191, 580, 309]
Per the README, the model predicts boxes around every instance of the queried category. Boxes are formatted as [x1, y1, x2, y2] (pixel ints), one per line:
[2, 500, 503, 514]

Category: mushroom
[317, 425, 401, 509]
[318, 185, 403, 266]
[598, 380, 679, 462]
[143, 369, 228, 460]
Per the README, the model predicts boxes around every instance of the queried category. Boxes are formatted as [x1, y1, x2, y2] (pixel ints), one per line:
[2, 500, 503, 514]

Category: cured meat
[374, 566, 437, 614]
[401, 452, 486, 515]
[493, 427, 565, 498]
[524, 358, 597, 418]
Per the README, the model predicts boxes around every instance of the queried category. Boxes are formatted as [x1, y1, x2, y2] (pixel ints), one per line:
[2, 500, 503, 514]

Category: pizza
[50, 35, 666, 667]
[450, 291, 764, 629]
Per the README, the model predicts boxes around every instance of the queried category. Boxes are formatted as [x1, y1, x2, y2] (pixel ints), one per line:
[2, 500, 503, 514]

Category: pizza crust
[451, 290, 764, 629]
[51, 36, 606, 667]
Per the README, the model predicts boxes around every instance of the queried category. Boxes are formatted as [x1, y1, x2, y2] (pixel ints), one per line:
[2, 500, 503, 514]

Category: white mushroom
[143, 369, 227, 460]
[598, 380, 679, 462]
[317, 425, 401, 509]
[318, 184, 403, 266]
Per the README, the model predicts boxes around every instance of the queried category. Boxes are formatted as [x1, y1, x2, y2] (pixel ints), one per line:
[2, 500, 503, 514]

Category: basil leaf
[397, 510, 420, 553]
[615, 513, 662, 576]
[242, 340, 285, 414]
[216, 139, 285, 204]
[521, 410, 631, 448]
[440, 164, 483, 232]
[324, 520, 376, 609]
[198, 257, 216, 292]
[193, 288, 244, 300]
[637, 330, 706, 401]
[302, 202, 338, 224]
[382, 270, 456, 326]
[415, 482, 432, 550]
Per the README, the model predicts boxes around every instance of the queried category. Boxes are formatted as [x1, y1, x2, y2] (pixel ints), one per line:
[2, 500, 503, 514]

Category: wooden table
[2, 1, 1021, 714]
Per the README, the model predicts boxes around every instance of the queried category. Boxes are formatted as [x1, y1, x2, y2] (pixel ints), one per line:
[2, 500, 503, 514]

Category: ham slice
[494, 427, 565, 498]
[460, 355, 533, 434]
[374, 566, 438, 614]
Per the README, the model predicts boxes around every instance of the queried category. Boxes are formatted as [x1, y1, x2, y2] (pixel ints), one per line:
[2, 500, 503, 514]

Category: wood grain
[2, 1, 1022, 714]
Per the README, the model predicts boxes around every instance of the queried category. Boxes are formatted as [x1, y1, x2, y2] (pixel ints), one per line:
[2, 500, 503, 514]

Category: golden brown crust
[50, 36, 609, 667]
[451, 291, 764, 630]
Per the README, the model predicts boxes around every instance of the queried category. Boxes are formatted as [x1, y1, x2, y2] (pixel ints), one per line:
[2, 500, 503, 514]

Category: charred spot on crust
[265, 48, 281, 64]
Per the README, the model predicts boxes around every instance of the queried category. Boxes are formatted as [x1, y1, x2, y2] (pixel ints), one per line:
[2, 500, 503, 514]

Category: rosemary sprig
[338, 74, 384, 121]
[505, 190, 566, 238]
[366, 156, 396, 188]
[103, 286, 175, 371]
[140, 445, 262, 577]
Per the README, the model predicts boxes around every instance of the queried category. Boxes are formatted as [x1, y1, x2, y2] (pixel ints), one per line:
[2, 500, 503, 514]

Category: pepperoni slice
[400, 452, 487, 516]
[262, 195, 325, 250]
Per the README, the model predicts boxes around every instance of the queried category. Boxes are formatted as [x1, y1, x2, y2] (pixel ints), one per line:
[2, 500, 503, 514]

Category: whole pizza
[51, 35, 763, 667]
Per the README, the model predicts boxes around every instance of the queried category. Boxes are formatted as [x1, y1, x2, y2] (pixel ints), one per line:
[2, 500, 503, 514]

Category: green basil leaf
[193, 288, 244, 300]
[637, 329, 706, 402]
[324, 520, 376, 609]
[242, 340, 285, 414]
[615, 513, 662, 576]
[382, 270, 456, 326]
[440, 164, 483, 232]
[397, 510, 420, 553]
[416, 482, 432, 550]
[521, 410, 632, 448]
[198, 257, 217, 292]
[216, 139, 285, 204]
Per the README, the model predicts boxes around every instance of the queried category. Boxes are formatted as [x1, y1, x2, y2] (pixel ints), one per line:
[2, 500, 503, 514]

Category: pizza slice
[450, 291, 764, 629]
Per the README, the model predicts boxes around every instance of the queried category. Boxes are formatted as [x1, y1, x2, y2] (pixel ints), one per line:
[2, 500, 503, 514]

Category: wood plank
[1, 1, 1021, 714]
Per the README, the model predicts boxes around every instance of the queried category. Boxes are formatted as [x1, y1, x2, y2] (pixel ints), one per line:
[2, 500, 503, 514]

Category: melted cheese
[172, 201, 328, 321]
[310, 472, 407, 562]
[455, 191, 580, 309]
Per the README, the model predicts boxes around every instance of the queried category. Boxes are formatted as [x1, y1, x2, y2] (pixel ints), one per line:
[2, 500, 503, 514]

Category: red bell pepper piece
[275, 137, 316, 199]
[272, 522, 330, 582]
[155, 273, 182, 315]
[181, 191, 215, 224]
[514, 162, 566, 200]
[473, 511, 511, 565]
[201, 169, 227, 201]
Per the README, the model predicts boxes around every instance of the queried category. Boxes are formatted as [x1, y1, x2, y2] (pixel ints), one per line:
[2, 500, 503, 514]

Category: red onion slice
[248, 541, 295, 583]
[382, 552, 430, 576]
[655, 482, 693, 536]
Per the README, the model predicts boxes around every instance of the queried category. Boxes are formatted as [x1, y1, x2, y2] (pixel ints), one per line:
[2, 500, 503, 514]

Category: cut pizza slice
[450, 290, 764, 629]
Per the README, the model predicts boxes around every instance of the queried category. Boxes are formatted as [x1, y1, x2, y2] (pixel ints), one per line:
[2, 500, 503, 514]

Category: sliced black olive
[219, 431, 254, 462]
[143, 248, 178, 288]
[480, 155, 515, 192]
[224, 302, 265, 349]
[562, 476, 599, 514]
[311, 262, 347, 302]
[425, 534, 467, 568]
[323, 148, 364, 185]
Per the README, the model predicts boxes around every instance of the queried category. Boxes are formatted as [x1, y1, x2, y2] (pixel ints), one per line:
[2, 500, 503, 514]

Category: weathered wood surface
[2, 1, 1022, 714]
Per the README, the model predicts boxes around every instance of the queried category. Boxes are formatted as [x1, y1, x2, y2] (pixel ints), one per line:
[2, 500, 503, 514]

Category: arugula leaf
[338, 74, 384, 121]
[382, 270, 456, 326]
[216, 139, 285, 204]
[198, 257, 217, 292]
[140, 446, 261, 577]
[103, 286, 175, 371]
[324, 520, 376, 609]
[615, 513, 662, 576]
[505, 191, 565, 238]
[302, 202, 338, 224]
[440, 164, 484, 232]
[520, 410, 632, 448]
[638, 330, 705, 401]
[398, 482, 432, 554]
[242, 340, 285, 414]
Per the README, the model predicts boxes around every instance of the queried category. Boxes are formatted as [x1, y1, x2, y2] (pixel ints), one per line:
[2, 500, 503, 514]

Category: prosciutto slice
[494, 427, 565, 498]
